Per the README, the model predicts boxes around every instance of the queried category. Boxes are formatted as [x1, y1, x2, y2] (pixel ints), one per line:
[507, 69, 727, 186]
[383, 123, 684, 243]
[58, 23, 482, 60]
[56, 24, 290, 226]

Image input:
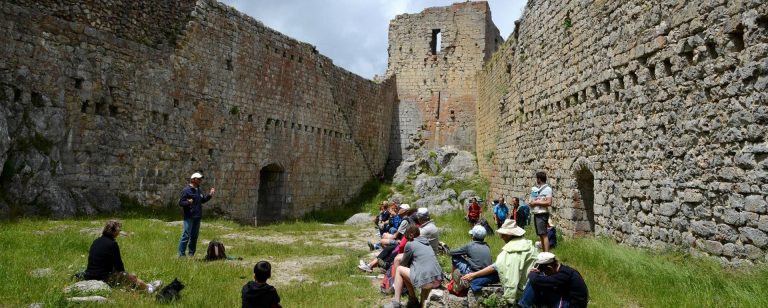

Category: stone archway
[256, 163, 286, 226]
[573, 165, 595, 234]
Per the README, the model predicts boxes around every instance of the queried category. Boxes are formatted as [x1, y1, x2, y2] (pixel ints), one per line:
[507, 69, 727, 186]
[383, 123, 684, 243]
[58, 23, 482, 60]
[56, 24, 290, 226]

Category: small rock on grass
[66, 296, 109, 303]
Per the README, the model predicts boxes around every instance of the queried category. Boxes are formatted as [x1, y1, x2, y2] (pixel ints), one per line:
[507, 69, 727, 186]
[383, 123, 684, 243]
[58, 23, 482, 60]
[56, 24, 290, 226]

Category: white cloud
[220, 0, 527, 79]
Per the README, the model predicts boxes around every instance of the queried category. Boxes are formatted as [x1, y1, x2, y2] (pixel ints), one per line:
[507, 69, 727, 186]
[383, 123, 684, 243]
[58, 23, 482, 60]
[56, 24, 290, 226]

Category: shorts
[534, 213, 549, 236]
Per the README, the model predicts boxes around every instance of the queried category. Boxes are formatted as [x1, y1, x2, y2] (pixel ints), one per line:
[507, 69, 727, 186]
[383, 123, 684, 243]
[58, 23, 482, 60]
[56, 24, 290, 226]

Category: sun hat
[535, 252, 557, 265]
[417, 207, 429, 215]
[468, 225, 487, 240]
[190, 172, 204, 179]
[496, 219, 525, 237]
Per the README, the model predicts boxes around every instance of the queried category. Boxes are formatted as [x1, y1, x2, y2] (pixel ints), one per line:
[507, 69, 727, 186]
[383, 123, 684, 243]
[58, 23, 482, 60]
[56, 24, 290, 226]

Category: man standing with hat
[519, 252, 589, 308]
[462, 219, 537, 304]
[178, 172, 216, 257]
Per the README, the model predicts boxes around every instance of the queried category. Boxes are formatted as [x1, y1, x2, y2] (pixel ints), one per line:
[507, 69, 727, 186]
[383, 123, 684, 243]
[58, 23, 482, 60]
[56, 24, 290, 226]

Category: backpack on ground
[478, 218, 494, 236]
[205, 240, 227, 260]
[380, 262, 397, 294]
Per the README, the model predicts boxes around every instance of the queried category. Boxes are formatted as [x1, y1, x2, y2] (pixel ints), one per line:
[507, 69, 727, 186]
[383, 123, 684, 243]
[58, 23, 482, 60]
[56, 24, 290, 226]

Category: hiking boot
[358, 263, 373, 273]
[367, 241, 375, 251]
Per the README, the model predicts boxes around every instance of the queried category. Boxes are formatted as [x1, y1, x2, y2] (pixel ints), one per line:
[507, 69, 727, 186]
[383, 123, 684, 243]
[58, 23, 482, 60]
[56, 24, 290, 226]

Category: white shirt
[532, 184, 552, 214]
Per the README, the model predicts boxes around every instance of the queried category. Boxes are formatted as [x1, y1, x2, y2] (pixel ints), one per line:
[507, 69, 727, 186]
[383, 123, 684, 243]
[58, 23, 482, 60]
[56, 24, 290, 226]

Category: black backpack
[205, 240, 227, 260]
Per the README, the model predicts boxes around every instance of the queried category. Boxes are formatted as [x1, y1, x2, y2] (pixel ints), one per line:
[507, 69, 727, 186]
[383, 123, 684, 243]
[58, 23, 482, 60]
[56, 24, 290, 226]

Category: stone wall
[386, 1, 501, 166]
[477, 0, 768, 265]
[0, 0, 396, 222]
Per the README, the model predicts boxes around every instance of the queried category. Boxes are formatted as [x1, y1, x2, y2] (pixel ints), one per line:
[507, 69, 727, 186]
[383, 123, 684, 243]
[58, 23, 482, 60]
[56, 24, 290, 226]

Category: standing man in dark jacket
[242, 261, 281, 308]
[85, 220, 162, 293]
[519, 252, 589, 308]
[178, 172, 215, 257]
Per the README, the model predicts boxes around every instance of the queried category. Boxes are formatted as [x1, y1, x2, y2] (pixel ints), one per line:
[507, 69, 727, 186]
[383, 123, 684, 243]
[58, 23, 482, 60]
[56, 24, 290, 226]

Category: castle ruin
[1, 0, 767, 263]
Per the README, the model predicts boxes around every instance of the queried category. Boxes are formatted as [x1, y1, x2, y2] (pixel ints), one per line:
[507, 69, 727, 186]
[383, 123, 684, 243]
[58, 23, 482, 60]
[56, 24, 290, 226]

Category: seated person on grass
[415, 209, 439, 255]
[449, 225, 499, 293]
[359, 211, 427, 273]
[390, 224, 443, 308]
[373, 205, 416, 250]
[461, 219, 537, 305]
[373, 201, 392, 236]
[84, 220, 162, 293]
[518, 252, 588, 308]
[242, 260, 282, 308]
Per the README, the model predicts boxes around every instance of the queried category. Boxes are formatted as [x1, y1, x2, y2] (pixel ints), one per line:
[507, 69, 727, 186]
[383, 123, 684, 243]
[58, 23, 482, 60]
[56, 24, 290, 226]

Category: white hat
[191, 172, 204, 179]
[417, 207, 429, 215]
[496, 219, 525, 237]
[399, 204, 410, 210]
[469, 225, 487, 240]
[535, 252, 557, 265]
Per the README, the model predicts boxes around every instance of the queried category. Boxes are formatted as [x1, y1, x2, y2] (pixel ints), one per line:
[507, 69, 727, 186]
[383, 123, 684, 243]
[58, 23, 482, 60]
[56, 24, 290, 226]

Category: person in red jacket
[466, 197, 482, 225]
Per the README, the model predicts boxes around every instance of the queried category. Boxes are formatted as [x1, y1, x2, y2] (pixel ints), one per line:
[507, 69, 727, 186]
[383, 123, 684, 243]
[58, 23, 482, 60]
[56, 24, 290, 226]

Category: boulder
[389, 193, 406, 204]
[428, 200, 461, 216]
[344, 213, 374, 225]
[393, 160, 420, 185]
[435, 146, 460, 169]
[66, 296, 109, 303]
[414, 174, 444, 197]
[29, 268, 53, 278]
[424, 289, 468, 308]
[440, 151, 477, 180]
[63, 280, 111, 295]
[415, 189, 458, 209]
[458, 190, 478, 202]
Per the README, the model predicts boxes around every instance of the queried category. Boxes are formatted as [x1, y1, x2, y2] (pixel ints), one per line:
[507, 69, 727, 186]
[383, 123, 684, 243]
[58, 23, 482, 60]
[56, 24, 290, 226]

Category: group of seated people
[363, 200, 588, 308]
[80, 220, 282, 307]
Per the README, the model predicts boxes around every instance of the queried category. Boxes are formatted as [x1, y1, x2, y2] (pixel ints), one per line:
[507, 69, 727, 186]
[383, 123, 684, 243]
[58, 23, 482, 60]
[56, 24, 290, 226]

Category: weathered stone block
[740, 227, 768, 248]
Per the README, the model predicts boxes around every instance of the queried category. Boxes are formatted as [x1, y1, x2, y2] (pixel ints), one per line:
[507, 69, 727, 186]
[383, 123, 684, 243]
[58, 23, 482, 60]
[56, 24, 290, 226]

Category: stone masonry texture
[386, 2, 501, 166]
[0, 0, 396, 222]
[477, 0, 768, 265]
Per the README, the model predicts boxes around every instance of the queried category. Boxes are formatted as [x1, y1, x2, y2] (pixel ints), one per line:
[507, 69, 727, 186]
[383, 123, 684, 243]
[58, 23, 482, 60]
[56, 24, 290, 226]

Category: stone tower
[386, 1, 501, 165]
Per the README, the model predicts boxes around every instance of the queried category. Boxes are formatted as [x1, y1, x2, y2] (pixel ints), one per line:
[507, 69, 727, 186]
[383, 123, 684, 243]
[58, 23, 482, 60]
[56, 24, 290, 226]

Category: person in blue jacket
[178, 172, 216, 257]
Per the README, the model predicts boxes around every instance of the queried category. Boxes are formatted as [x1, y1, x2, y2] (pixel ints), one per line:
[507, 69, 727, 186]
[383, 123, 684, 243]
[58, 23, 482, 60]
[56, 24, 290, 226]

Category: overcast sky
[221, 0, 527, 79]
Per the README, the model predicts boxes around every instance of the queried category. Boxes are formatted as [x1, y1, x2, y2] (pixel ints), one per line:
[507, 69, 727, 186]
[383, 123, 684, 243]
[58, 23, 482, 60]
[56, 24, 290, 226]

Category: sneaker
[147, 280, 163, 294]
[358, 263, 373, 273]
[367, 241, 375, 251]
[535, 241, 542, 249]
[359, 259, 367, 267]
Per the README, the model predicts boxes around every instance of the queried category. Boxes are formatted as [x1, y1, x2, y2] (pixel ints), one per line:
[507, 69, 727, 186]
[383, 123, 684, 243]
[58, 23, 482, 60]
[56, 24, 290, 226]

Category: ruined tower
[386, 1, 501, 165]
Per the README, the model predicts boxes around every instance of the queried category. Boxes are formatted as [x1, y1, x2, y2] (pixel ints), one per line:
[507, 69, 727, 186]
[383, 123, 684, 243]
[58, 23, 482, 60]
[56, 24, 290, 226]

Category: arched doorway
[256, 164, 286, 226]
[574, 166, 595, 234]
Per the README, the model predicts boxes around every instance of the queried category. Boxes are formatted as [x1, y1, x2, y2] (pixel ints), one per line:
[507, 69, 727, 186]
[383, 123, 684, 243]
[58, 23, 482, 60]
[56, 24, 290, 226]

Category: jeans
[518, 280, 570, 308]
[452, 256, 500, 292]
[178, 217, 201, 256]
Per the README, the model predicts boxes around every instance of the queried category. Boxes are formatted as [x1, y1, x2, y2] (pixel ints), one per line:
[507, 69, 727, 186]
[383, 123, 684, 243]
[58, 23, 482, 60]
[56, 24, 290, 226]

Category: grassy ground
[0, 179, 767, 307]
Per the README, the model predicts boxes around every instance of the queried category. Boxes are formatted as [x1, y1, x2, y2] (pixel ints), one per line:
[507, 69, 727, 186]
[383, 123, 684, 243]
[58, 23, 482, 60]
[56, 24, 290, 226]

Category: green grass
[1, 180, 767, 307]
[302, 179, 392, 222]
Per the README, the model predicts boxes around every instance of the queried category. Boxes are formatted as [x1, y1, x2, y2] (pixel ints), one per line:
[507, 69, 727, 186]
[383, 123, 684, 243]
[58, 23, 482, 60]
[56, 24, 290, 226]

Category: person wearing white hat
[447, 225, 499, 294]
[177, 172, 216, 257]
[461, 219, 537, 305]
[518, 252, 589, 308]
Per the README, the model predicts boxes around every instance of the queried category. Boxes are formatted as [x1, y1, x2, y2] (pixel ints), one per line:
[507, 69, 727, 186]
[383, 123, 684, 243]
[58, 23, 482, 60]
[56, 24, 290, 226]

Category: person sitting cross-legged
[449, 225, 499, 293]
[84, 220, 162, 293]
[518, 252, 589, 308]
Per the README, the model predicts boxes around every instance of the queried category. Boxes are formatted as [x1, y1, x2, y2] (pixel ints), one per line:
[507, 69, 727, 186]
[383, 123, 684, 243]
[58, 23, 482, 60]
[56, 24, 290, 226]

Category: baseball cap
[468, 225, 487, 240]
[191, 172, 204, 179]
[535, 252, 557, 265]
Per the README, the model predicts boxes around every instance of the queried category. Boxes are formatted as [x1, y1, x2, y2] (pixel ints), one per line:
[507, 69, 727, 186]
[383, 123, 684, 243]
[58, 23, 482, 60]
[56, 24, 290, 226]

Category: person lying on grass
[390, 224, 443, 308]
[84, 220, 162, 293]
